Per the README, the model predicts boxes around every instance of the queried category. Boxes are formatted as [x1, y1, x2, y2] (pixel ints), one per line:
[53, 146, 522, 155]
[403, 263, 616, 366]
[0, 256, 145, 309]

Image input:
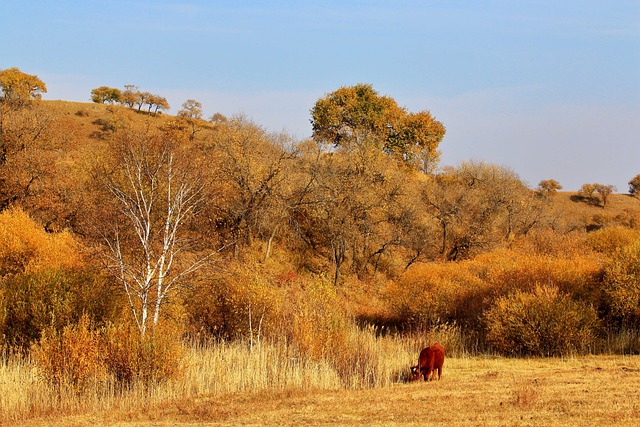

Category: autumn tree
[424, 162, 542, 260]
[629, 174, 640, 198]
[134, 91, 152, 112]
[121, 85, 139, 108]
[578, 183, 598, 205]
[578, 183, 615, 207]
[178, 99, 206, 141]
[96, 127, 212, 336]
[0, 68, 55, 212]
[536, 179, 562, 198]
[149, 94, 169, 115]
[291, 137, 412, 284]
[178, 99, 203, 119]
[594, 184, 616, 208]
[204, 116, 295, 256]
[310, 84, 445, 170]
[0, 67, 47, 108]
[91, 86, 122, 104]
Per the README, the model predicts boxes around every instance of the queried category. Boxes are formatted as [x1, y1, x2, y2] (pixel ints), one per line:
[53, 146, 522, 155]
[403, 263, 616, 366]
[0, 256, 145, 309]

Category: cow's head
[410, 365, 421, 381]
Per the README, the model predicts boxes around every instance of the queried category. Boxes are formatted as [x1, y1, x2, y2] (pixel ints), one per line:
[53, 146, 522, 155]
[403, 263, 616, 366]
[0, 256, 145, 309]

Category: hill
[4, 98, 640, 425]
[550, 191, 640, 232]
[31, 100, 640, 235]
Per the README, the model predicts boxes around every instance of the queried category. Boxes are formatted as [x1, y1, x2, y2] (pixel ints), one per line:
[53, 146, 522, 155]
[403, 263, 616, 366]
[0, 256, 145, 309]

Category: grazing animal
[411, 343, 445, 381]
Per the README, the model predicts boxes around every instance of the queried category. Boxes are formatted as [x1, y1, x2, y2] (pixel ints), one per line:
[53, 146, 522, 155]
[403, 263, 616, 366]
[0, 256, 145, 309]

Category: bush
[385, 262, 487, 329]
[32, 315, 106, 393]
[470, 247, 601, 301]
[0, 207, 81, 276]
[485, 286, 598, 356]
[33, 317, 185, 394]
[0, 268, 119, 350]
[102, 322, 185, 387]
[586, 227, 640, 257]
[602, 241, 640, 327]
[184, 264, 281, 342]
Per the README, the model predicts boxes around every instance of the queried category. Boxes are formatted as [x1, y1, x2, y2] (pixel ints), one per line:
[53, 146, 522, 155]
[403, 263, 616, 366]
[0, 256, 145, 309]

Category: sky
[1, 0, 639, 191]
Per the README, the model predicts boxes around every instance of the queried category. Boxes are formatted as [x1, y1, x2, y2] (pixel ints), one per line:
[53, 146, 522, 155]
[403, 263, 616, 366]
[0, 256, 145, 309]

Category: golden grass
[8, 354, 640, 426]
[550, 191, 640, 232]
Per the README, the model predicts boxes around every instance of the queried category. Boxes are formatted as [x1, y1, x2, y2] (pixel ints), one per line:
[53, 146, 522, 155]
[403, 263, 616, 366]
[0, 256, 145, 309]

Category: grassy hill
[41, 99, 640, 233]
[550, 191, 640, 232]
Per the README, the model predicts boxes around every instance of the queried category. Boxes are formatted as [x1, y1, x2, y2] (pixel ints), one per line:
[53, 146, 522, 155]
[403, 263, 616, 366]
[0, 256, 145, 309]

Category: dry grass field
[6, 350, 640, 426]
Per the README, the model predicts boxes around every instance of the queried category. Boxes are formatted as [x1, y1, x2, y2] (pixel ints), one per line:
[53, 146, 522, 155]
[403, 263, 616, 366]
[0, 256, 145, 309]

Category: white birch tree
[100, 131, 210, 336]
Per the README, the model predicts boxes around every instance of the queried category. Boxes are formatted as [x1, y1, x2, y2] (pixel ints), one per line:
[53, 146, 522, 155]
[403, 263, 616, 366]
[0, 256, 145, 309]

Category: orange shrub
[385, 262, 488, 329]
[33, 317, 184, 394]
[485, 285, 598, 356]
[0, 268, 119, 349]
[602, 241, 640, 327]
[469, 248, 601, 300]
[184, 263, 281, 341]
[508, 229, 589, 258]
[586, 226, 640, 257]
[102, 321, 185, 387]
[0, 207, 82, 276]
[32, 315, 106, 393]
[281, 276, 349, 360]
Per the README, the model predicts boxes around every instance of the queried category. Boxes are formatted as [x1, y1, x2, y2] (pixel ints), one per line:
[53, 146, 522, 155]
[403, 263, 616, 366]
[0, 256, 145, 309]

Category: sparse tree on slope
[536, 179, 562, 198]
[91, 86, 122, 104]
[629, 174, 640, 198]
[0, 67, 47, 108]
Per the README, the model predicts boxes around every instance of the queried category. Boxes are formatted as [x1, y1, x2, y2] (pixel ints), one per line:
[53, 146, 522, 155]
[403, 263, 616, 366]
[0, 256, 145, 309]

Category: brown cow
[410, 343, 445, 381]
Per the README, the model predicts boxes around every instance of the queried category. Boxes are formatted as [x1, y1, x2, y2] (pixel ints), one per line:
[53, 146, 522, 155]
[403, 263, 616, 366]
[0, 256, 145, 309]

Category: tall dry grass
[3, 322, 639, 424]
[1, 325, 439, 424]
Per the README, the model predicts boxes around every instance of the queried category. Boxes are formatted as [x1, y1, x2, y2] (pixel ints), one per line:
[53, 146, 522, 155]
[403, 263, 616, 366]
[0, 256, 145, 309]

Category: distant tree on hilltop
[536, 179, 562, 198]
[579, 182, 616, 207]
[0, 67, 47, 108]
[91, 86, 122, 104]
[629, 174, 640, 198]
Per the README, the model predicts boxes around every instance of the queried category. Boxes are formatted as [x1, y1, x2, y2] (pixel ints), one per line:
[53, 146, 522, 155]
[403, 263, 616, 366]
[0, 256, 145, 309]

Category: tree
[0, 69, 54, 212]
[578, 183, 598, 205]
[536, 179, 562, 198]
[0, 67, 47, 108]
[310, 84, 445, 169]
[97, 128, 211, 336]
[90, 86, 122, 104]
[121, 85, 139, 108]
[178, 99, 203, 119]
[149, 94, 169, 115]
[424, 162, 539, 260]
[178, 100, 205, 141]
[594, 184, 616, 208]
[135, 91, 152, 112]
[292, 137, 411, 284]
[206, 116, 295, 256]
[629, 174, 640, 197]
[579, 183, 615, 207]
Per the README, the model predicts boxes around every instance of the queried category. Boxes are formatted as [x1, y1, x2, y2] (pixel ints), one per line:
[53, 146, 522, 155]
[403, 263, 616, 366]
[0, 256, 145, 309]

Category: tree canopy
[310, 84, 445, 170]
[0, 67, 47, 107]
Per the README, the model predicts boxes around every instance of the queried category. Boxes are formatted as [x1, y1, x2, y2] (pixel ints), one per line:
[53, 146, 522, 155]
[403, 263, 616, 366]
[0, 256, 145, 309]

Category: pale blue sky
[1, 1, 639, 190]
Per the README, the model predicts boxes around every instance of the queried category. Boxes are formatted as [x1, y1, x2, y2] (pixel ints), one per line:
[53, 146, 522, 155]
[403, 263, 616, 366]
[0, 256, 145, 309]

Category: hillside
[35, 100, 640, 233]
[4, 97, 640, 424]
[550, 191, 640, 232]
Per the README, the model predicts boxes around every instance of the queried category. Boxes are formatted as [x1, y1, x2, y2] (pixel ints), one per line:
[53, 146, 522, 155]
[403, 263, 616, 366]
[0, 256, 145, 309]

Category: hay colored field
[10, 354, 640, 426]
